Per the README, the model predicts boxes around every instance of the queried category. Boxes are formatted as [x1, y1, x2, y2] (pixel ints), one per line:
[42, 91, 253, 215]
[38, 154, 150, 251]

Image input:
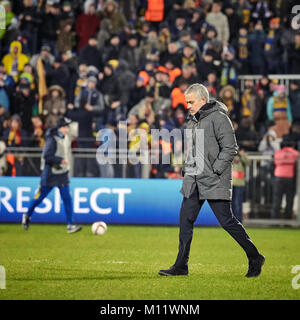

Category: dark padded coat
[180, 100, 238, 200]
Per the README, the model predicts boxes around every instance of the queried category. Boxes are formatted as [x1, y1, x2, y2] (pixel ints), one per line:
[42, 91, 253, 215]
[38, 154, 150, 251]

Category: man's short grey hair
[185, 83, 209, 102]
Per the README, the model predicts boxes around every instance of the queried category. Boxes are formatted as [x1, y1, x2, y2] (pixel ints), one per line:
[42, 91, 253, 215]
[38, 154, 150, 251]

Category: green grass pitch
[0, 223, 300, 300]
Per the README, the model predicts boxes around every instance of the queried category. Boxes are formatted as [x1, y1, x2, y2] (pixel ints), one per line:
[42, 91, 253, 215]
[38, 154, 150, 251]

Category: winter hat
[19, 72, 33, 84]
[87, 76, 98, 84]
[57, 117, 72, 128]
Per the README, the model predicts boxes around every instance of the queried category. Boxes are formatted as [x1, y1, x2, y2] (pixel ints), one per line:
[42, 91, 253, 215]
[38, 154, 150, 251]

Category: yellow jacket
[2, 41, 29, 82]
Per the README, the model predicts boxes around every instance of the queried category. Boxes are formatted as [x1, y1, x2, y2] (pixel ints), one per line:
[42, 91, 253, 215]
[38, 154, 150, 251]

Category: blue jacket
[40, 128, 69, 187]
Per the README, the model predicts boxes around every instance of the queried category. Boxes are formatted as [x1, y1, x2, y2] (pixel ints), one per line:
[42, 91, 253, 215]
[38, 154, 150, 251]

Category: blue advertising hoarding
[0, 177, 219, 226]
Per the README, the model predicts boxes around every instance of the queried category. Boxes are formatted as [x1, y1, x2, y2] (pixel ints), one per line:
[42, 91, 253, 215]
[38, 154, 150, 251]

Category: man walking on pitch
[22, 117, 81, 234]
[159, 84, 265, 277]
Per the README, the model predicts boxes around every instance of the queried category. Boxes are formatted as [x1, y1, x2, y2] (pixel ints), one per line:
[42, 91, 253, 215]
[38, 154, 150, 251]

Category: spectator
[104, 99, 127, 130]
[271, 139, 299, 219]
[102, 34, 121, 63]
[235, 116, 259, 151]
[233, 25, 249, 74]
[198, 25, 218, 53]
[49, 55, 70, 95]
[40, 2, 61, 57]
[43, 85, 67, 128]
[0, 104, 10, 137]
[232, 148, 250, 222]
[282, 120, 300, 151]
[248, 20, 266, 75]
[11, 82, 36, 133]
[119, 34, 141, 73]
[173, 63, 197, 88]
[0, 75, 10, 112]
[66, 97, 103, 177]
[79, 35, 104, 71]
[18, 0, 40, 55]
[235, 0, 252, 27]
[57, 18, 74, 54]
[190, 8, 205, 40]
[140, 29, 162, 62]
[170, 80, 189, 110]
[97, 64, 121, 107]
[71, 63, 88, 107]
[158, 22, 172, 52]
[258, 129, 280, 203]
[180, 43, 200, 66]
[30, 45, 54, 111]
[224, 4, 242, 43]
[2, 40, 29, 83]
[288, 32, 300, 74]
[114, 60, 136, 106]
[251, 0, 274, 30]
[219, 47, 241, 88]
[264, 17, 283, 74]
[159, 41, 182, 68]
[197, 50, 218, 82]
[267, 84, 293, 123]
[206, 0, 230, 45]
[154, 68, 172, 99]
[30, 115, 45, 148]
[75, 76, 105, 113]
[75, 0, 100, 51]
[240, 79, 263, 129]
[3, 114, 28, 176]
[177, 29, 200, 55]
[169, 13, 187, 41]
[97, 0, 127, 48]
[127, 76, 147, 111]
[289, 80, 300, 122]
[219, 85, 238, 120]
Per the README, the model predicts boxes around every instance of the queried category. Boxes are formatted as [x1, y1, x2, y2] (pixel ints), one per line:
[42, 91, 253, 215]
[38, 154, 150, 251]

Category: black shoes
[158, 265, 188, 276]
[159, 255, 265, 278]
[246, 254, 265, 278]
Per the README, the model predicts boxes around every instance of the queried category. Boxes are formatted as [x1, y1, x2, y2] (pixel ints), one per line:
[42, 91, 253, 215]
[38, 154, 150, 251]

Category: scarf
[8, 129, 21, 146]
[37, 56, 48, 114]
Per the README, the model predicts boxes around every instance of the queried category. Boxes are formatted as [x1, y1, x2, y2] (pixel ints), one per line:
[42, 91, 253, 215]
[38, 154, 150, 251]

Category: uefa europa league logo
[0, 4, 5, 30]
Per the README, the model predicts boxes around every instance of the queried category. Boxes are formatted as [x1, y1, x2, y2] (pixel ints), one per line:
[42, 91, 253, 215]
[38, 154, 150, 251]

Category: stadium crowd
[0, 0, 300, 181]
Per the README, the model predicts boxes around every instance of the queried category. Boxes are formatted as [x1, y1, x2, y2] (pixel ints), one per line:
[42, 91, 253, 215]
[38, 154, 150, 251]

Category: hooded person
[1, 41, 29, 82]
[75, 0, 100, 51]
[22, 116, 82, 234]
[267, 84, 293, 123]
[43, 85, 67, 128]
[97, 0, 127, 48]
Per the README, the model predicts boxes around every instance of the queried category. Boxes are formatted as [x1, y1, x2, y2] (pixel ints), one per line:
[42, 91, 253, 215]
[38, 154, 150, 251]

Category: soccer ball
[91, 221, 107, 235]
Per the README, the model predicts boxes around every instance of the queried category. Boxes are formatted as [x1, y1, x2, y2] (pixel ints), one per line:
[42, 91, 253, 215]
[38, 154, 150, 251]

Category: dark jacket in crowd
[66, 107, 103, 147]
[79, 44, 104, 72]
[288, 43, 300, 74]
[289, 87, 300, 121]
[11, 88, 36, 133]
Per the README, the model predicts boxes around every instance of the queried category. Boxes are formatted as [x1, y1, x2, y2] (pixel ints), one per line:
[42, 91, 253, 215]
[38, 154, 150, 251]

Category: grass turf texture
[0, 224, 300, 300]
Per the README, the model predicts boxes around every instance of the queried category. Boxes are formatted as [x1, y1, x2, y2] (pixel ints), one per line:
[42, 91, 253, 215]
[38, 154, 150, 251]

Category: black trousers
[271, 177, 296, 219]
[174, 187, 260, 269]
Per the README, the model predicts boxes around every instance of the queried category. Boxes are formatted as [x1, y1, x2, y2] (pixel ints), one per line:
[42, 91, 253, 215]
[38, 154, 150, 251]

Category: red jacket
[76, 13, 100, 51]
[274, 147, 299, 178]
